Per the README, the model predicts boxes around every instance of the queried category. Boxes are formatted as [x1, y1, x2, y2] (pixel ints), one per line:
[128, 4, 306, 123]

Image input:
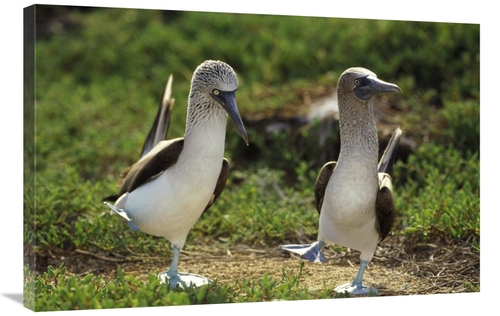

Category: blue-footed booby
[104, 60, 248, 288]
[280, 67, 402, 295]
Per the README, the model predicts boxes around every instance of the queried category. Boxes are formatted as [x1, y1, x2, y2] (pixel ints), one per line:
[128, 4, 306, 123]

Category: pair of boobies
[280, 67, 402, 296]
[104, 60, 248, 288]
[104, 62, 403, 294]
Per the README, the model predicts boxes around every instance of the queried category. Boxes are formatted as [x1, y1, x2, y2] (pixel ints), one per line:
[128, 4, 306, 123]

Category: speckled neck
[337, 91, 378, 162]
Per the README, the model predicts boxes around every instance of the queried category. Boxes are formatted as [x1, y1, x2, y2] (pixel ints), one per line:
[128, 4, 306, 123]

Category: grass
[25, 5, 480, 311]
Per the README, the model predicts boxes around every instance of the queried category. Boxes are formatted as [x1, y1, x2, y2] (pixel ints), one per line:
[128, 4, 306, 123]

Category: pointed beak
[353, 75, 402, 101]
[214, 90, 249, 145]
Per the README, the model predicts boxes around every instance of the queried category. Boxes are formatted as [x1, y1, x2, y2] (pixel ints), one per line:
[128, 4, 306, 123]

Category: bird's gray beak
[353, 75, 402, 101]
[213, 90, 249, 145]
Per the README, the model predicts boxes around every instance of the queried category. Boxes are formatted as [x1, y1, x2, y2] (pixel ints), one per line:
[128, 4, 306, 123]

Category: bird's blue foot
[159, 271, 212, 289]
[103, 202, 140, 231]
[279, 241, 328, 263]
[334, 282, 378, 296]
[334, 260, 378, 295]
[158, 246, 211, 288]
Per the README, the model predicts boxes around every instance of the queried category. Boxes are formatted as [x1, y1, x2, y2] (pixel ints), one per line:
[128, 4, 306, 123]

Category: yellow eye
[213, 89, 220, 95]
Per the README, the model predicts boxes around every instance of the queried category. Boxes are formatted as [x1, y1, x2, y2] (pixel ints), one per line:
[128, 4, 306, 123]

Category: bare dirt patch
[35, 235, 479, 297]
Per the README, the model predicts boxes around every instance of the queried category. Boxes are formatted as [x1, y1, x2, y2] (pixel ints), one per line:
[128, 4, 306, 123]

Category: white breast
[319, 155, 379, 256]
[122, 118, 226, 248]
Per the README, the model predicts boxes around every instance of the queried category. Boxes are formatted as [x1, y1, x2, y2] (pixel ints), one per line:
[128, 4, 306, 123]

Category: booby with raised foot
[280, 67, 402, 295]
[104, 60, 248, 288]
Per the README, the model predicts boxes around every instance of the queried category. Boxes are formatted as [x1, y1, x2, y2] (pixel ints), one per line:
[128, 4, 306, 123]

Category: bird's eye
[213, 89, 220, 95]
[354, 79, 360, 86]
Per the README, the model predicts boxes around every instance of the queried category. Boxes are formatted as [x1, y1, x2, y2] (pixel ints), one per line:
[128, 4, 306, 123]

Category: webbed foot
[279, 241, 328, 263]
[334, 282, 378, 296]
[103, 202, 139, 231]
[159, 271, 212, 289]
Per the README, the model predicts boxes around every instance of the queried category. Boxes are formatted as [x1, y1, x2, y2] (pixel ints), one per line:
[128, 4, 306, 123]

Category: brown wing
[117, 138, 184, 196]
[374, 127, 401, 240]
[375, 173, 395, 241]
[203, 158, 229, 214]
[314, 161, 336, 214]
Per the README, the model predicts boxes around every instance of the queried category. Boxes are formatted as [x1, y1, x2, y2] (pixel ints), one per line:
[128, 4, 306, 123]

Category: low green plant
[396, 142, 479, 243]
[30, 261, 340, 310]
[194, 166, 318, 245]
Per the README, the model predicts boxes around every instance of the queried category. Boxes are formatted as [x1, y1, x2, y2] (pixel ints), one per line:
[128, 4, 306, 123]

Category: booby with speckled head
[104, 60, 248, 288]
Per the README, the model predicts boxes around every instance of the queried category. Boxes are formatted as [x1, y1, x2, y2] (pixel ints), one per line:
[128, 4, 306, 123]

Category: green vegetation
[26, 6, 479, 310]
[26, 262, 338, 309]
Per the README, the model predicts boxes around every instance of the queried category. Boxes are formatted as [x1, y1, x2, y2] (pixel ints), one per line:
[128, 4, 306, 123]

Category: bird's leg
[161, 245, 182, 288]
[352, 260, 368, 288]
[166, 245, 180, 278]
[334, 260, 378, 295]
[159, 245, 212, 289]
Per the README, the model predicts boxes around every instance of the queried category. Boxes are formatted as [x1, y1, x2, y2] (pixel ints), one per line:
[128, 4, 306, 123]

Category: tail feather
[378, 126, 402, 175]
[103, 75, 175, 202]
[140, 74, 175, 158]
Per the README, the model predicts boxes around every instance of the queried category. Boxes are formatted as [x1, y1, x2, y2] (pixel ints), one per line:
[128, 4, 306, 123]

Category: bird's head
[191, 60, 248, 145]
[338, 67, 402, 102]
